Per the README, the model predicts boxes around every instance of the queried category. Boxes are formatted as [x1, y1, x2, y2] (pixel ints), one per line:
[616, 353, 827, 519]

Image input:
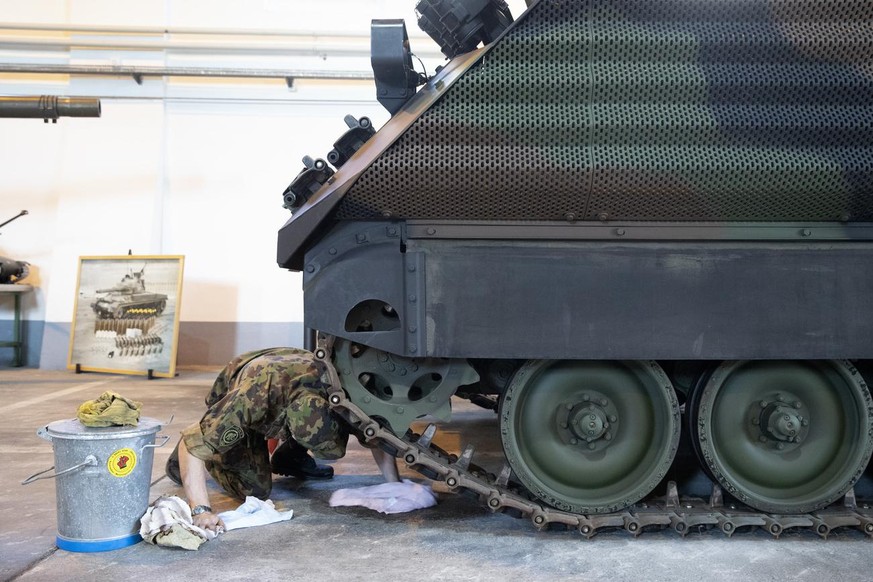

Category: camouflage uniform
[181, 347, 348, 500]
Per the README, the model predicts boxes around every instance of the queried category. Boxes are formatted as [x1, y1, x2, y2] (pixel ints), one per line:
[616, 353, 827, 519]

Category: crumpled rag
[140, 496, 217, 550]
[217, 496, 294, 531]
[140, 496, 294, 550]
[329, 479, 438, 514]
[77, 391, 142, 427]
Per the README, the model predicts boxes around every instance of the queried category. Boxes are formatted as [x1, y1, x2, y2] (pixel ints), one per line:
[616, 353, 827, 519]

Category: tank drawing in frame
[68, 255, 184, 378]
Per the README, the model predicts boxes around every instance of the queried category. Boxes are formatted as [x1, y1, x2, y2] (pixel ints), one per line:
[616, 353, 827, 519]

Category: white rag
[329, 479, 438, 514]
[140, 495, 294, 550]
[217, 496, 294, 531]
[139, 495, 217, 550]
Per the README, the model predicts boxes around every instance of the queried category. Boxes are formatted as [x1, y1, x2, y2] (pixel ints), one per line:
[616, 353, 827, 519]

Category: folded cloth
[140, 495, 217, 550]
[77, 391, 142, 427]
[329, 479, 438, 514]
[217, 496, 294, 531]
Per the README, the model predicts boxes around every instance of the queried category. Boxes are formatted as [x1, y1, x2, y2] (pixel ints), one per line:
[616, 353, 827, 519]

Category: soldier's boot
[165, 439, 183, 485]
[270, 439, 334, 480]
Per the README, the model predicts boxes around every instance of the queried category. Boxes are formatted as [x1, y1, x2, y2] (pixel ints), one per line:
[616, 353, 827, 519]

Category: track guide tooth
[418, 424, 437, 448]
[665, 481, 679, 509]
[844, 487, 858, 510]
[454, 445, 475, 471]
[495, 463, 512, 487]
[709, 483, 724, 508]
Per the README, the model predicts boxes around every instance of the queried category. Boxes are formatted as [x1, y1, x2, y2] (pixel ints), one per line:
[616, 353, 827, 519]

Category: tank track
[316, 347, 873, 539]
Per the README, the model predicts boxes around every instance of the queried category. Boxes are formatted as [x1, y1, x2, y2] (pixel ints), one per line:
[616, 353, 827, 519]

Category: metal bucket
[23, 417, 166, 552]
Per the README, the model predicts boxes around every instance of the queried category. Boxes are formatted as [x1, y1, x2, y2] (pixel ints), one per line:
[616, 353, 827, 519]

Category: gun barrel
[0, 96, 101, 120]
[0, 210, 28, 231]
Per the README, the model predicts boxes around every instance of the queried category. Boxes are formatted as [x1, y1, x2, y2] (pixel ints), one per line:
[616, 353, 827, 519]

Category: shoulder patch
[220, 426, 243, 446]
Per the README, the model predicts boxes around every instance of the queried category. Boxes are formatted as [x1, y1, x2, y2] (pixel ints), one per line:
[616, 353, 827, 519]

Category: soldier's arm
[372, 448, 399, 482]
[178, 439, 226, 532]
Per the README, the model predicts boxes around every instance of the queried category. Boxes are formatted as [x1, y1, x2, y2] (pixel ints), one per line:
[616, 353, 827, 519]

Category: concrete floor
[2, 369, 873, 582]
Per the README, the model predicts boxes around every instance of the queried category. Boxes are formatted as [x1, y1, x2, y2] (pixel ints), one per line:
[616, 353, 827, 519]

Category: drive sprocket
[332, 338, 479, 434]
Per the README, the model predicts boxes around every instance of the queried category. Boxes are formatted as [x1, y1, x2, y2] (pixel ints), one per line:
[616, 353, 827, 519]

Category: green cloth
[147, 525, 207, 551]
[77, 391, 142, 427]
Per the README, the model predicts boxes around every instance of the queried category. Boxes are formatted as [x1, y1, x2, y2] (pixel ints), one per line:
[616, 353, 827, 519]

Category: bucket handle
[141, 435, 170, 452]
[21, 455, 98, 485]
[36, 426, 52, 442]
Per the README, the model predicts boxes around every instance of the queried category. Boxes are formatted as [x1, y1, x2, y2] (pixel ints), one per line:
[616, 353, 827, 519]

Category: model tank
[91, 268, 167, 319]
[277, 0, 873, 536]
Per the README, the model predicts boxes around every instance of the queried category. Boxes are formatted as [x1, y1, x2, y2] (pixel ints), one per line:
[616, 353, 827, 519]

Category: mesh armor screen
[337, 0, 873, 222]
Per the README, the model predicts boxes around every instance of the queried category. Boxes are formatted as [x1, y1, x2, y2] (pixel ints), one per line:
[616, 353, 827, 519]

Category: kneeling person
[167, 347, 397, 531]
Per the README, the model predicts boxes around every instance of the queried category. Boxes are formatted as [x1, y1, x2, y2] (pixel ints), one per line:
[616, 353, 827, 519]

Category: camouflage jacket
[189, 347, 348, 461]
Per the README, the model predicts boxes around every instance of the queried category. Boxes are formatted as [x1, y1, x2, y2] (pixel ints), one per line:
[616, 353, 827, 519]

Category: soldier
[165, 347, 399, 532]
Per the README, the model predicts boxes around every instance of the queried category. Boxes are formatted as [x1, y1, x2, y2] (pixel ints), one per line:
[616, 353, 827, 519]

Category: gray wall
[0, 320, 44, 368]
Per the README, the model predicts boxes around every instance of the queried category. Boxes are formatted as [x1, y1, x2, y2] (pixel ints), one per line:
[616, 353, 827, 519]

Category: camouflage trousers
[178, 347, 349, 500]
[180, 423, 277, 500]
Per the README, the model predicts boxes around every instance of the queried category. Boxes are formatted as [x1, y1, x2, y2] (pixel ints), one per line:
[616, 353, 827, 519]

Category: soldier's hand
[193, 511, 225, 533]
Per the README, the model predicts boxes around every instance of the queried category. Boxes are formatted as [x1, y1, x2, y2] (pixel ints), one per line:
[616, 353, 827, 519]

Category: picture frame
[67, 255, 185, 378]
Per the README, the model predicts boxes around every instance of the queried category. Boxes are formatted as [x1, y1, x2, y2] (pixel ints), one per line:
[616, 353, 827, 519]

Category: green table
[0, 284, 33, 367]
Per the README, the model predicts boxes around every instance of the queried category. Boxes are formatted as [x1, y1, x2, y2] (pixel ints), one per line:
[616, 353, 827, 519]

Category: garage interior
[3, 0, 873, 580]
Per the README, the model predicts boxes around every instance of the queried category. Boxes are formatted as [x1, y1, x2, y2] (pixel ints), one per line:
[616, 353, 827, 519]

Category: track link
[316, 347, 873, 538]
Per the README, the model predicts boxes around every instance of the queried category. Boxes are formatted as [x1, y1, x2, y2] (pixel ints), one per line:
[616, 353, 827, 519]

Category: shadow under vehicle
[277, 0, 873, 537]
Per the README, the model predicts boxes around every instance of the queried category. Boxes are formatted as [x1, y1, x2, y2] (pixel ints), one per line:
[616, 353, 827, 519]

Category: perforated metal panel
[337, 0, 873, 222]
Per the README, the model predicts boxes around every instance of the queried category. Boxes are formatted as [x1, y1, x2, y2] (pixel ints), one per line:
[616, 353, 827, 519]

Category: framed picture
[67, 255, 185, 378]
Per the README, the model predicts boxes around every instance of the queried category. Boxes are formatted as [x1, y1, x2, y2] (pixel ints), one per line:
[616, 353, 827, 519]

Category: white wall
[0, 0, 529, 366]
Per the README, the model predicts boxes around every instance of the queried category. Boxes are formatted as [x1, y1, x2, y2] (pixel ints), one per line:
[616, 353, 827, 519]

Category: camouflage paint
[337, 0, 872, 222]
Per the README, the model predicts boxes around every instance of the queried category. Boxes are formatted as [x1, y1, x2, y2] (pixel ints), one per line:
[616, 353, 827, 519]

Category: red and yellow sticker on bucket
[107, 448, 137, 477]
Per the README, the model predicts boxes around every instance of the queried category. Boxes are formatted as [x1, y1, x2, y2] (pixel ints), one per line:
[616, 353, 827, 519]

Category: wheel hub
[748, 391, 809, 452]
[556, 391, 619, 452]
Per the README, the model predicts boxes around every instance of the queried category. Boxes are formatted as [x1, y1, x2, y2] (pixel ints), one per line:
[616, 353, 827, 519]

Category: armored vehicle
[91, 268, 167, 319]
[278, 0, 873, 536]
